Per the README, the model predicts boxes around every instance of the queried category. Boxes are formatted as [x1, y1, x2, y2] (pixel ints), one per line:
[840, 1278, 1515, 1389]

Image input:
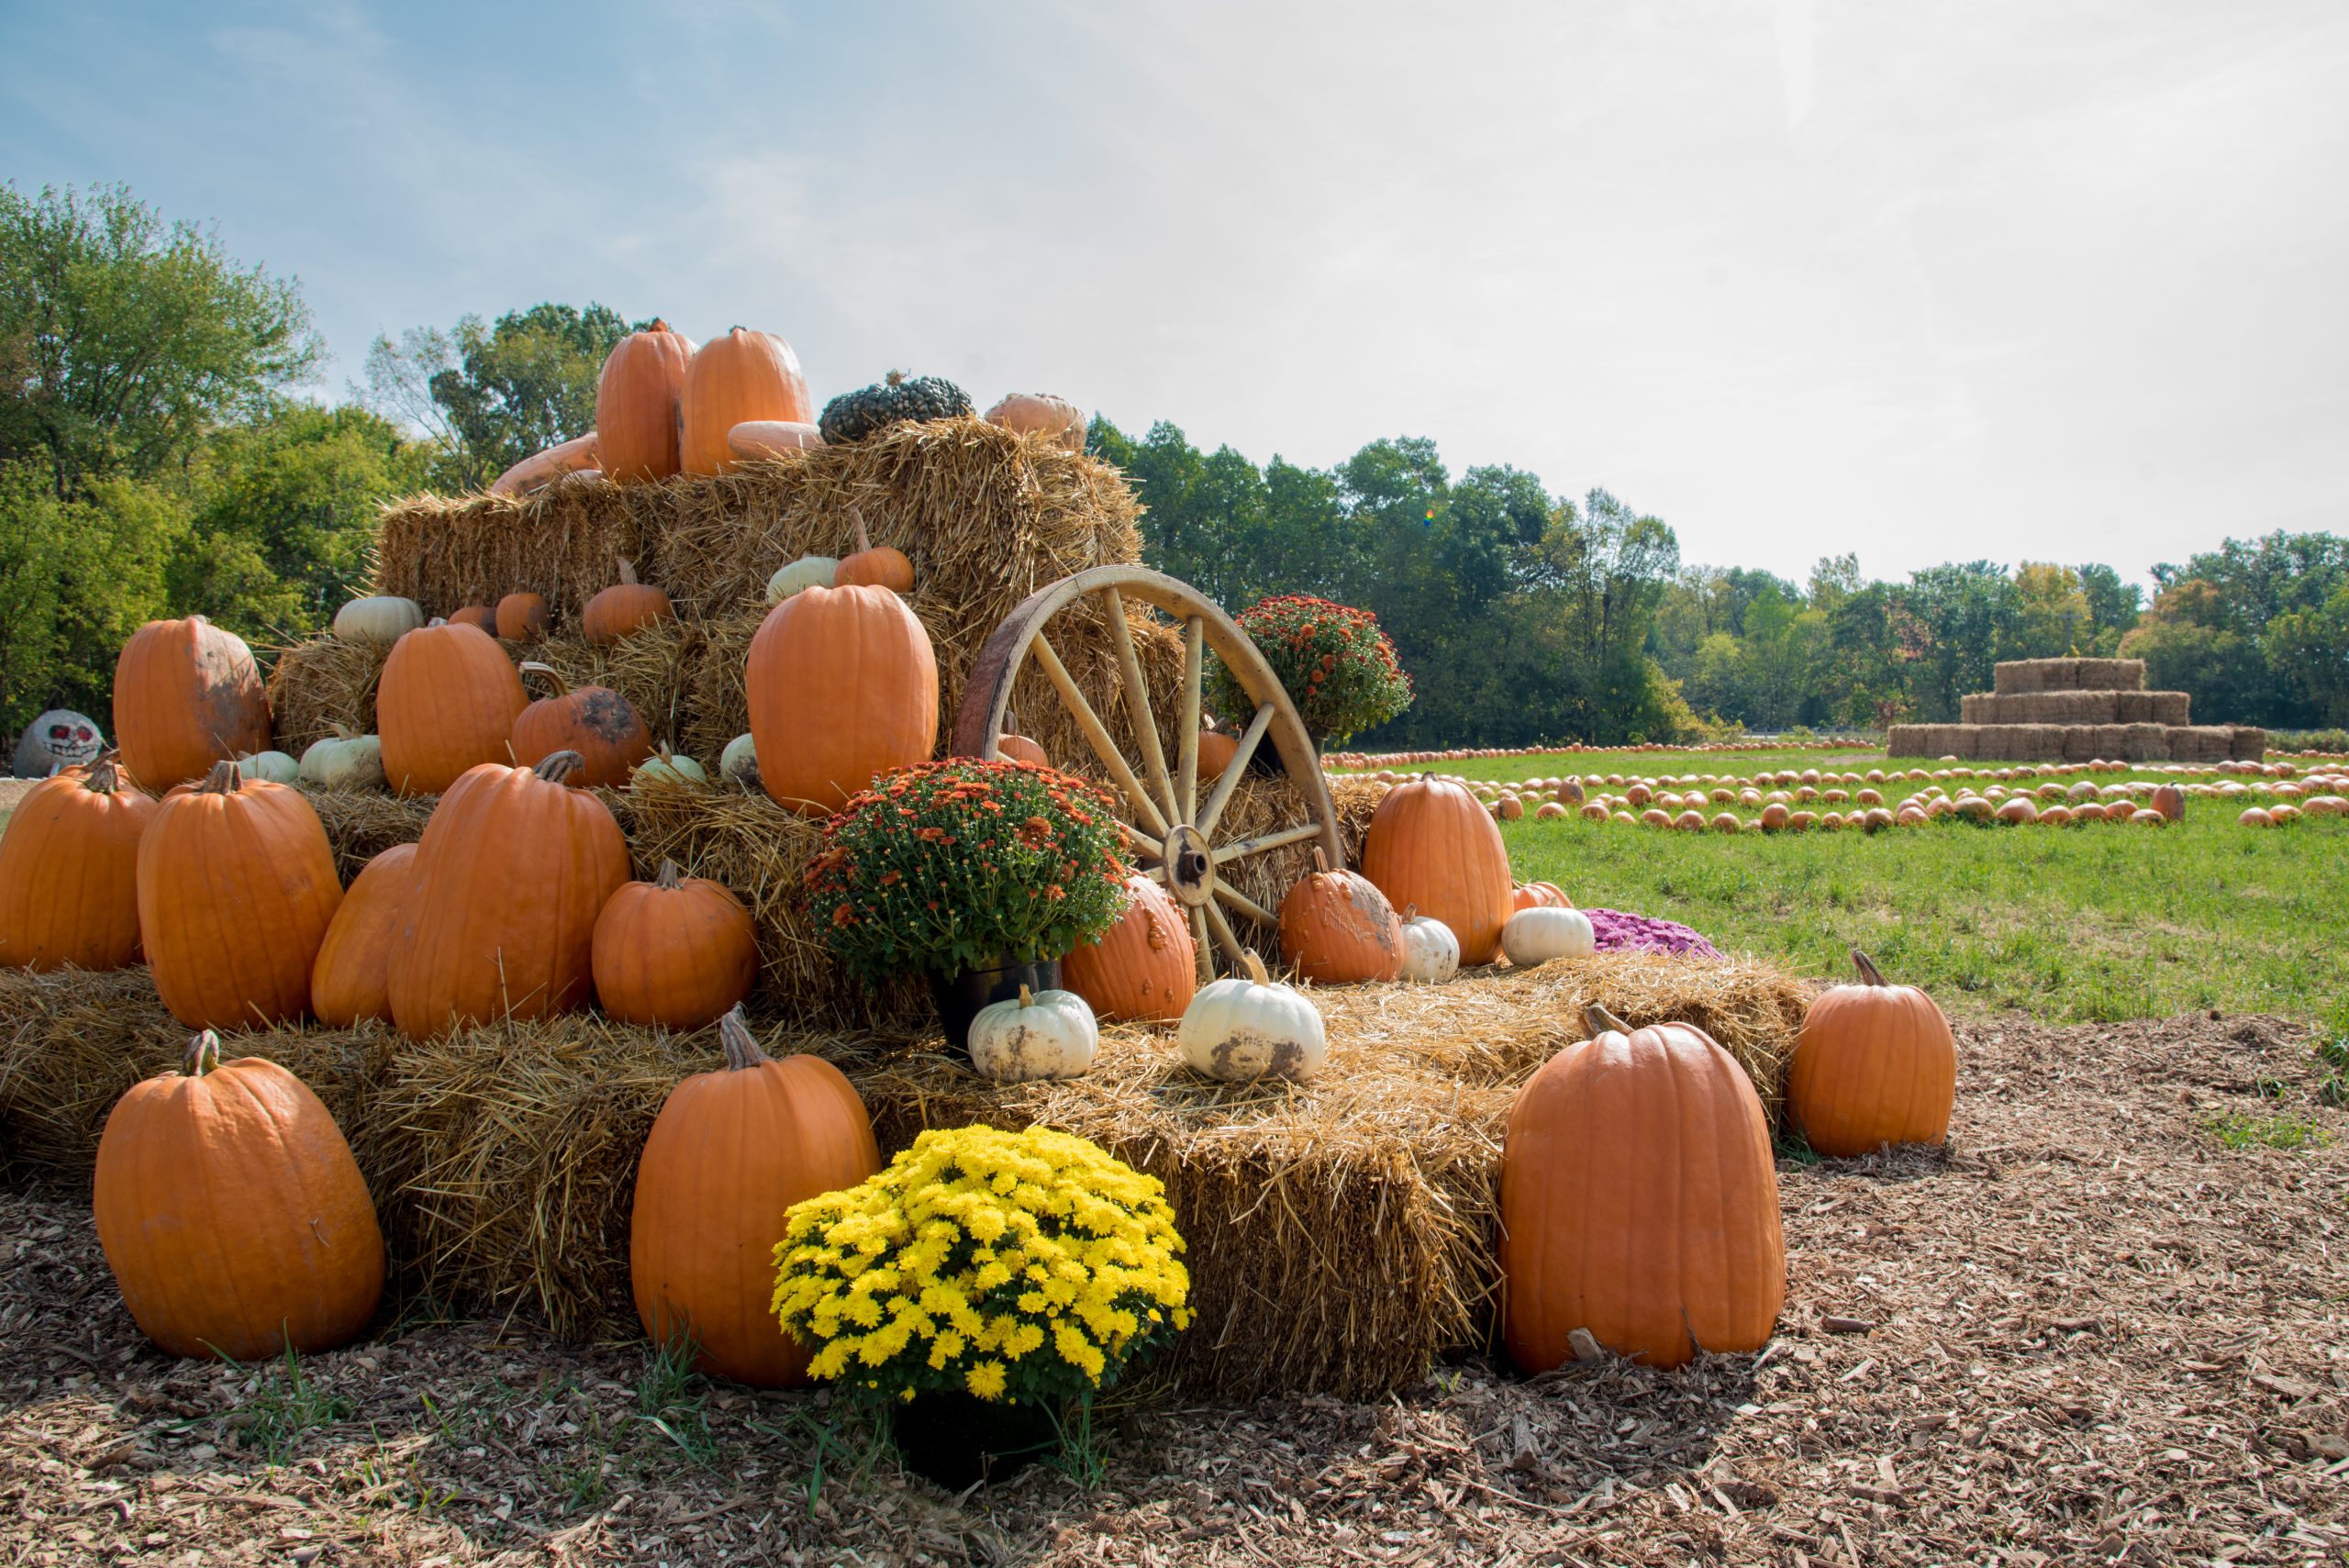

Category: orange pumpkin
[448, 604, 499, 635]
[495, 593, 550, 642]
[1500, 1005, 1784, 1371]
[0, 752, 158, 972]
[1360, 777, 1513, 966]
[386, 751, 630, 1040]
[1511, 881, 1573, 912]
[512, 662, 652, 786]
[2151, 784, 2186, 823]
[112, 616, 271, 791]
[1278, 849, 1403, 984]
[983, 392, 1088, 452]
[137, 762, 343, 1029]
[1197, 728, 1240, 781]
[581, 559, 675, 646]
[997, 727, 1050, 767]
[309, 843, 419, 1028]
[725, 419, 825, 460]
[680, 328, 814, 475]
[1787, 950, 1957, 1158]
[94, 1031, 385, 1361]
[629, 1007, 879, 1386]
[1059, 873, 1197, 1022]
[377, 620, 529, 796]
[832, 513, 914, 594]
[592, 860, 760, 1030]
[596, 317, 696, 484]
[490, 433, 599, 495]
[745, 584, 939, 815]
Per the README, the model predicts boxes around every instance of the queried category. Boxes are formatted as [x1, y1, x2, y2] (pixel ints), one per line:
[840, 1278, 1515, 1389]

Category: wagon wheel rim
[952, 565, 1342, 984]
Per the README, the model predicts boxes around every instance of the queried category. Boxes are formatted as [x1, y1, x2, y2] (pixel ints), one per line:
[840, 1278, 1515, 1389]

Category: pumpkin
[296, 728, 385, 791]
[113, 616, 271, 791]
[719, 732, 762, 792]
[1197, 728, 1240, 780]
[983, 392, 1087, 452]
[1994, 797, 2038, 825]
[745, 584, 939, 814]
[833, 513, 914, 594]
[592, 860, 759, 1030]
[331, 595, 424, 643]
[727, 419, 826, 461]
[818, 370, 972, 445]
[632, 746, 708, 789]
[1511, 881, 1572, 912]
[2239, 806, 2273, 828]
[1277, 848, 1402, 984]
[629, 1007, 879, 1386]
[1177, 951, 1326, 1083]
[2152, 784, 2186, 823]
[138, 762, 343, 1029]
[1787, 950, 1956, 1158]
[1500, 906, 1595, 968]
[765, 555, 838, 604]
[234, 750, 300, 784]
[513, 662, 652, 787]
[12, 707, 105, 778]
[490, 432, 599, 495]
[386, 751, 630, 1040]
[0, 753, 158, 973]
[1499, 1004, 1784, 1372]
[996, 715, 1049, 767]
[376, 620, 529, 796]
[968, 984, 1099, 1083]
[596, 317, 695, 483]
[1360, 777, 1513, 966]
[309, 844, 419, 1028]
[681, 328, 814, 475]
[448, 604, 499, 635]
[94, 1031, 385, 1362]
[1060, 873, 1197, 1022]
[495, 593, 551, 641]
[1397, 907, 1461, 984]
[581, 559, 675, 646]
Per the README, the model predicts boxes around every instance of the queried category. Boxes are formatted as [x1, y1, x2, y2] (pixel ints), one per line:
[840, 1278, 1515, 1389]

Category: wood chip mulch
[3, 1010, 2343, 1566]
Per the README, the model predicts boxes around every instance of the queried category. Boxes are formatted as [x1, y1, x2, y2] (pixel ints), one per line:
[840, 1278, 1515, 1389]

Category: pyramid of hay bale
[1890, 658, 2265, 762]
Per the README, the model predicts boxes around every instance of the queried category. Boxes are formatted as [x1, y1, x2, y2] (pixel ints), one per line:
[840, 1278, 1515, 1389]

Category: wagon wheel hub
[1163, 824, 1217, 908]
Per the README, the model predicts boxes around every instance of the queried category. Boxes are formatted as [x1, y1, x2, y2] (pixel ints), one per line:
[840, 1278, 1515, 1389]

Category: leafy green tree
[362, 303, 629, 492]
[0, 464, 184, 738]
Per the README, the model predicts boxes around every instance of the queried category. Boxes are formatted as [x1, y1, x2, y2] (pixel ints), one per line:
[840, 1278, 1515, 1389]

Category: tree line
[6, 181, 2343, 751]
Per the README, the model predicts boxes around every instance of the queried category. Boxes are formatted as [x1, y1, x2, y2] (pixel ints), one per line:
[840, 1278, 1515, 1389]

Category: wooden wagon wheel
[952, 566, 1341, 984]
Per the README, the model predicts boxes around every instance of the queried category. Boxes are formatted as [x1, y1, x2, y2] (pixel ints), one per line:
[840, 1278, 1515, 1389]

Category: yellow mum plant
[772, 1125, 1191, 1407]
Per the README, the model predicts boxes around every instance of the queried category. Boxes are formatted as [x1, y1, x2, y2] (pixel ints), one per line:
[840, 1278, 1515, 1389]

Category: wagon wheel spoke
[1176, 617, 1204, 824]
[1032, 630, 1169, 839]
[1100, 586, 1178, 827]
[1189, 906, 1215, 986]
[1202, 902, 1252, 971]
[1119, 823, 1163, 862]
[1195, 702, 1275, 841]
[1212, 822, 1325, 863]
[1211, 882, 1277, 929]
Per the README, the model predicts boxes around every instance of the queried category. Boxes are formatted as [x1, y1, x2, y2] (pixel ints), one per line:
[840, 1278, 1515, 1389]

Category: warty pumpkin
[1787, 950, 1956, 1158]
[681, 328, 814, 475]
[592, 860, 759, 1031]
[596, 318, 696, 484]
[112, 616, 272, 791]
[833, 513, 914, 594]
[490, 433, 599, 496]
[376, 619, 529, 796]
[0, 752, 158, 973]
[582, 559, 675, 646]
[1060, 872, 1197, 1021]
[309, 844, 419, 1028]
[495, 593, 551, 641]
[1277, 848, 1403, 984]
[745, 584, 939, 815]
[94, 1031, 385, 1361]
[513, 662, 652, 786]
[1360, 777, 1514, 966]
[386, 751, 630, 1040]
[1500, 1005, 1784, 1372]
[138, 762, 343, 1029]
[629, 1007, 879, 1386]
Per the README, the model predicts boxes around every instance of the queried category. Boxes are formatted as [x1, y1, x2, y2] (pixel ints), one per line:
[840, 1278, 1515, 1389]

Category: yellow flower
[965, 1361, 1008, 1400]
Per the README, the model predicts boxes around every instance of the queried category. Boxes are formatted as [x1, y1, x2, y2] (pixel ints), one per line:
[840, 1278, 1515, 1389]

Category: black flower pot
[892, 1390, 1063, 1490]
[1244, 729, 1330, 780]
[929, 955, 1062, 1060]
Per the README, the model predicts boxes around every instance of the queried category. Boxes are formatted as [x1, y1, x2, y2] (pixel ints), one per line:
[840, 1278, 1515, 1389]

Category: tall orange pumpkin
[1787, 950, 1957, 1158]
[0, 753, 158, 972]
[581, 560, 676, 646]
[377, 620, 529, 795]
[680, 328, 814, 475]
[1499, 1005, 1784, 1372]
[309, 843, 419, 1028]
[1060, 873, 1197, 1021]
[745, 584, 938, 814]
[629, 1008, 879, 1386]
[596, 318, 696, 484]
[112, 616, 271, 791]
[137, 762, 343, 1029]
[592, 860, 760, 1030]
[386, 751, 630, 1040]
[1360, 778, 1513, 966]
[1278, 848, 1403, 984]
[94, 1031, 384, 1361]
[512, 662, 652, 786]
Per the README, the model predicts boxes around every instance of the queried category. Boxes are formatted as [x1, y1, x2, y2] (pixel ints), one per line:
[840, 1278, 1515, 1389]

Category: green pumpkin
[818, 371, 973, 445]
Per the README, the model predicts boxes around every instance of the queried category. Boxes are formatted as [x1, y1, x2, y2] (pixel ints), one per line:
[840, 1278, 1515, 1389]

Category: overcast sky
[6, 1, 2344, 586]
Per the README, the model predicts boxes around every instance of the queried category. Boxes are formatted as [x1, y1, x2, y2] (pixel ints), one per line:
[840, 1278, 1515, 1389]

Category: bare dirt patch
[3, 1011, 2343, 1565]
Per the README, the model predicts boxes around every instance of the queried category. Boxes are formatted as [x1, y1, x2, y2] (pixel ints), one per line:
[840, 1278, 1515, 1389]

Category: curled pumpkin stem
[1850, 950, 1888, 987]
[718, 1006, 769, 1070]
[1586, 1002, 1631, 1036]
[533, 750, 586, 786]
[182, 1030, 221, 1077]
[518, 660, 570, 697]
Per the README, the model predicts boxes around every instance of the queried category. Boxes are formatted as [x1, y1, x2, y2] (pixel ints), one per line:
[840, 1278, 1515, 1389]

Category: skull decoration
[12, 710, 106, 778]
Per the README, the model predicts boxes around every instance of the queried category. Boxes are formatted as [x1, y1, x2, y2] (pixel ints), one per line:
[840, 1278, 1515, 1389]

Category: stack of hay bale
[1889, 658, 2265, 762]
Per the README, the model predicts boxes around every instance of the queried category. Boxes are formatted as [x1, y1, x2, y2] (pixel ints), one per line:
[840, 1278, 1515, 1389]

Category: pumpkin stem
[1585, 1003, 1631, 1036]
[718, 1006, 770, 1071]
[533, 750, 586, 786]
[83, 750, 123, 795]
[1241, 950, 1270, 986]
[851, 510, 873, 556]
[196, 759, 243, 795]
[1017, 984, 1033, 1009]
[655, 859, 683, 891]
[649, 317, 670, 333]
[617, 558, 640, 587]
[329, 723, 357, 741]
[518, 660, 570, 698]
[1403, 903, 1418, 921]
[1311, 847, 1329, 873]
[427, 616, 448, 628]
[885, 370, 906, 387]
[182, 1030, 221, 1078]
[1851, 949, 1888, 987]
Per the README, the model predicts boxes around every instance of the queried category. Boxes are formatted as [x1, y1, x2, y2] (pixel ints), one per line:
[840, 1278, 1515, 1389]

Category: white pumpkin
[968, 985, 1098, 1083]
[719, 732, 762, 792]
[234, 750, 301, 785]
[1500, 906, 1595, 968]
[632, 748, 708, 789]
[1397, 908, 1460, 984]
[331, 595, 425, 643]
[765, 555, 838, 605]
[1177, 951, 1326, 1083]
[295, 730, 385, 791]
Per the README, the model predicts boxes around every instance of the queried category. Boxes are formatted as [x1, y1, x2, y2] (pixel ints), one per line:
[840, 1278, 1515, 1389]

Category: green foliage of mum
[804, 760, 1130, 983]
[1208, 595, 1413, 745]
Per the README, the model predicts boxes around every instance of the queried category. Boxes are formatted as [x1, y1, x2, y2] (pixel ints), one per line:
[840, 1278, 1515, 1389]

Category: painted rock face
[13, 710, 106, 777]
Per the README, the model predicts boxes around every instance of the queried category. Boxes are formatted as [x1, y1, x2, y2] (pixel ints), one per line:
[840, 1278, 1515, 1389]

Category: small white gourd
[331, 595, 425, 643]
[1500, 906, 1596, 968]
[631, 747, 708, 789]
[1177, 951, 1326, 1083]
[1397, 906, 1460, 984]
[719, 732, 762, 792]
[295, 729, 386, 791]
[765, 555, 838, 605]
[968, 984, 1099, 1083]
[233, 750, 302, 785]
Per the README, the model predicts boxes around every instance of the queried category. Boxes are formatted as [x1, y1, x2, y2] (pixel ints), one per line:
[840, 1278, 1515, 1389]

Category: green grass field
[1341, 748, 2349, 1028]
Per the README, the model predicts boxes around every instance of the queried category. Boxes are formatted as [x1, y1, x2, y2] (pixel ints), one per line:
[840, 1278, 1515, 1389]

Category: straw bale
[2121, 723, 2171, 762]
[1993, 659, 2080, 695]
[265, 636, 391, 755]
[2113, 692, 2153, 723]
[2228, 726, 2267, 762]
[1944, 725, 1983, 759]
[530, 622, 706, 752]
[1958, 695, 1987, 724]
[2061, 725, 2098, 762]
[2145, 692, 2191, 726]
[2091, 724, 2132, 760]
[303, 787, 436, 881]
[2173, 726, 2233, 763]
[1989, 724, 2068, 762]
[372, 480, 656, 622]
[2074, 658, 2144, 692]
